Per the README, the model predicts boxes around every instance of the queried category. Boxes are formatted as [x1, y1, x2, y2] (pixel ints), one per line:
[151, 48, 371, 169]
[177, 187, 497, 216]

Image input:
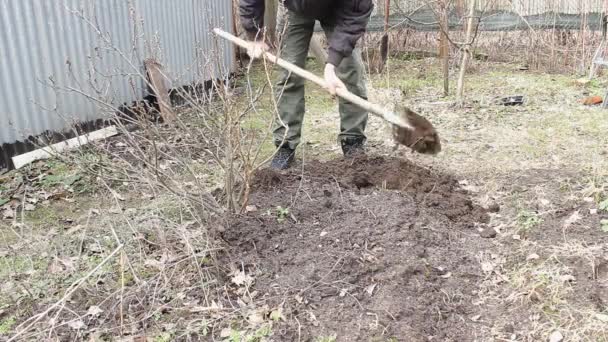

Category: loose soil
[220, 155, 495, 341]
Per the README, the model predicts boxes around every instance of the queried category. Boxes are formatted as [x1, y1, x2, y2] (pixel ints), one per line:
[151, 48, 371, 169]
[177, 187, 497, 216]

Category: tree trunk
[456, 0, 477, 105]
[439, 2, 449, 96]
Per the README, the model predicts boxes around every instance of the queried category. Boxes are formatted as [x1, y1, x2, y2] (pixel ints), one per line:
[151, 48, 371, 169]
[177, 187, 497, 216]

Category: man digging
[239, 0, 374, 170]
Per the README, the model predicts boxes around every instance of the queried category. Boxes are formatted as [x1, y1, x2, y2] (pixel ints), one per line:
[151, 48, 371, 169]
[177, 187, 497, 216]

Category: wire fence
[378, 0, 605, 16]
[360, 0, 608, 32]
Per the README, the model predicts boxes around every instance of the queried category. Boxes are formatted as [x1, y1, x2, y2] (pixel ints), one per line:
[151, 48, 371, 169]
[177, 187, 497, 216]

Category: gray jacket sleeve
[239, 0, 265, 41]
[327, 0, 374, 67]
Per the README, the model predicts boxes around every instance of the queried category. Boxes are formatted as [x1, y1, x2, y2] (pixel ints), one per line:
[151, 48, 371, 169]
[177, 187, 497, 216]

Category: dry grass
[2, 51, 608, 341]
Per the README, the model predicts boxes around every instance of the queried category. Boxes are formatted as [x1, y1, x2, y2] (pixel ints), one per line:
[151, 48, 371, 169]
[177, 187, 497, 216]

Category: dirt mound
[221, 156, 493, 341]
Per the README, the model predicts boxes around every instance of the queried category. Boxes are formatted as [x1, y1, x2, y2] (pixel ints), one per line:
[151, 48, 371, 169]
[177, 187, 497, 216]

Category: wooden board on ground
[12, 126, 119, 169]
[144, 59, 176, 123]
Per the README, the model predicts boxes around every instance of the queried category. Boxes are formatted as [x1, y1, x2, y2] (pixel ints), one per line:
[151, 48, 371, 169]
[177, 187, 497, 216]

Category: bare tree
[456, 0, 479, 105]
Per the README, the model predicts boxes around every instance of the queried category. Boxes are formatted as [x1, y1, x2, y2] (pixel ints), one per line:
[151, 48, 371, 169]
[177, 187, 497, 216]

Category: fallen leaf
[220, 328, 232, 338]
[48, 259, 64, 274]
[108, 207, 122, 214]
[231, 270, 254, 287]
[68, 319, 86, 330]
[87, 305, 104, 317]
[113, 191, 126, 201]
[2, 209, 14, 219]
[549, 330, 564, 342]
[590, 208, 598, 215]
[295, 295, 304, 303]
[470, 314, 481, 322]
[248, 311, 265, 324]
[595, 313, 608, 322]
[481, 262, 495, 273]
[245, 205, 258, 212]
[86, 243, 104, 254]
[270, 307, 285, 322]
[563, 211, 581, 228]
[24, 203, 36, 211]
[512, 234, 521, 240]
[440, 272, 452, 279]
[581, 96, 603, 106]
[320, 231, 328, 237]
[339, 289, 347, 297]
[65, 225, 84, 235]
[131, 337, 153, 342]
[365, 283, 377, 296]
[90, 209, 100, 216]
[144, 259, 164, 270]
[560, 275, 576, 283]
[189, 306, 221, 313]
[526, 253, 540, 261]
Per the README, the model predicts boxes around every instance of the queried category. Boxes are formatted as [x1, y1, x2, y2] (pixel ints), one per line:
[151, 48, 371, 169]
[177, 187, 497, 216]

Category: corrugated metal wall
[0, 0, 234, 146]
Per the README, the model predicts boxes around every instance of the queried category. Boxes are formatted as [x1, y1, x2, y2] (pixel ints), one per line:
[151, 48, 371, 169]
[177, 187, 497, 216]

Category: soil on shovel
[220, 155, 494, 341]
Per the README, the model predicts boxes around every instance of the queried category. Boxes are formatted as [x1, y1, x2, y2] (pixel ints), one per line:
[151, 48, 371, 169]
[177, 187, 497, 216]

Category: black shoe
[341, 137, 366, 157]
[270, 146, 295, 170]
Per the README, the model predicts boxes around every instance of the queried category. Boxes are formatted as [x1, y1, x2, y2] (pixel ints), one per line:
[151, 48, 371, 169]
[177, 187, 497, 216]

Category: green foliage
[247, 325, 272, 342]
[0, 316, 16, 335]
[517, 210, 543, 232]
[601, 219, 608, 233]
[275, 206, 289, 223]
[598, 198, 608, 212]
[223, 324, 273, 342]
[40, 173, 82, 189]
[269, 308, 284, 322]
[154, 333, 174, 342]
[315, 336, 337, 342]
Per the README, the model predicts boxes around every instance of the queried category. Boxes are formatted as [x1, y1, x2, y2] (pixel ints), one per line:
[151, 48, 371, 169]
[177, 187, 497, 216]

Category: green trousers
[273, 11, 368, 150]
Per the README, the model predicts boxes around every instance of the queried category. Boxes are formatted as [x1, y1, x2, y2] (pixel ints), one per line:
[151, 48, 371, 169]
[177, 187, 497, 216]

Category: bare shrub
[6, 2, 287, 340]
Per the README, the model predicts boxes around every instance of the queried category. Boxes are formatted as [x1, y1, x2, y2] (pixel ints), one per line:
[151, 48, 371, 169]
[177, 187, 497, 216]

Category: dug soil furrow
[221, 155, 494, 341]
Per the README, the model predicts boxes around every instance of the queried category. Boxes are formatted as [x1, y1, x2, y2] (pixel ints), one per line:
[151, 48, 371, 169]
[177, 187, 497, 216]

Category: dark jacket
[239, 0, 373, 67]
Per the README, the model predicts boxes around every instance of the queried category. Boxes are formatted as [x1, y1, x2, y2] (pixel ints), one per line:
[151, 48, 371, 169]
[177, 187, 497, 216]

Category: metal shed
[0, 0, 235, 167]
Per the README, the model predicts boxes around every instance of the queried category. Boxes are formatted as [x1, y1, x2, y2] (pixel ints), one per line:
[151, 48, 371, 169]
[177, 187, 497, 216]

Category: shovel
[213, 28, 441, 155]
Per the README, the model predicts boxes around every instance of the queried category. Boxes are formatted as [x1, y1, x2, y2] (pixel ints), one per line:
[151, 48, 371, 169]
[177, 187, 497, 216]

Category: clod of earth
[222, 155, 491, 340]
[392, 104, 442, 155]
[480, 227, 498, 238]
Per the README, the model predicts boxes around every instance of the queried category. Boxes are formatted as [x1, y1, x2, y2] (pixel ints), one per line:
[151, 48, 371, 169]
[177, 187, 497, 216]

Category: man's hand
[246, 41, 269, 59]
[324, 64, 347, 96]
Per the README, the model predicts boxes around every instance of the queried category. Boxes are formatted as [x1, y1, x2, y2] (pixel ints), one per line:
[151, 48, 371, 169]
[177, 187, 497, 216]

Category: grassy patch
[0, 316, 16, 335]
[315, 335, 337, 342]
[0, 255, 49, 278]
[516, 210, 544, 233]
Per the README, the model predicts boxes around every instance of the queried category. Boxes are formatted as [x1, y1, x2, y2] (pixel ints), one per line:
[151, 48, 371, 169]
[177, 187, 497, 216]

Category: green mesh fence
[305, 9, 605, 32]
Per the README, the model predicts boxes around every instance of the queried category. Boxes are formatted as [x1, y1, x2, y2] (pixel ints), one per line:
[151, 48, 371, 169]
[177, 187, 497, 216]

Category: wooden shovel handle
[213, 28, 412, 129]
